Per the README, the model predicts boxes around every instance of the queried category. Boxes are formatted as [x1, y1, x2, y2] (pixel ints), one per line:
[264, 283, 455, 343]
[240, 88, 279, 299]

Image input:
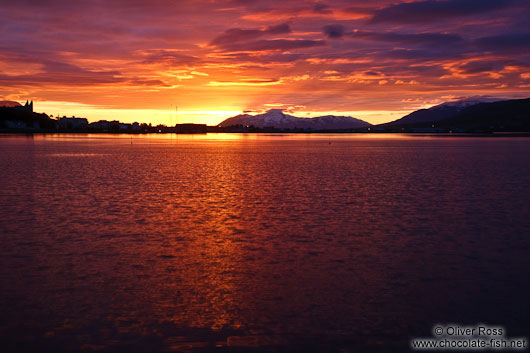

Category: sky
[1, 0, 530, 125]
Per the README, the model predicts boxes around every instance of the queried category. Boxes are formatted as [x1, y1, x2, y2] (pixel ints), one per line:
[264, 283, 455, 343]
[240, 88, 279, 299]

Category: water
[1, 133, 529, 352]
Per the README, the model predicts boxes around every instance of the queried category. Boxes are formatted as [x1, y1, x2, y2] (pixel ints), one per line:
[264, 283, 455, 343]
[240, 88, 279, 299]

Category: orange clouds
[0, 0, 529, 125]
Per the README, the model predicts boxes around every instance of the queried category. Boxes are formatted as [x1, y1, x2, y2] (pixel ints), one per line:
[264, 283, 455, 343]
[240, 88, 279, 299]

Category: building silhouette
[13, 100, 33, 113]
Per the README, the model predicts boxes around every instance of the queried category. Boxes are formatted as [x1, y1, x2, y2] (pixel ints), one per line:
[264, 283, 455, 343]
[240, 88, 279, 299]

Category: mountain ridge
[218, 109, 372, 130]
[385, 97, 504, 126]
[374, 97, 530, 132]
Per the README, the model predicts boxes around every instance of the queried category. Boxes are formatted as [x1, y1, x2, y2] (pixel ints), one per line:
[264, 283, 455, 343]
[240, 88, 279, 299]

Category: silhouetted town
[2, 98, 530, 134]
[0, 100, 210, 133]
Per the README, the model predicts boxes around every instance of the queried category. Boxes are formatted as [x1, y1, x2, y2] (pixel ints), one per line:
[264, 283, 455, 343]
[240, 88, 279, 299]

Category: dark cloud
[313, 3, 332, 14]
[0, 70, 122, 86]
[0, 47, 124, 86]
[266, 23, 291, 34]
[474, 33, 530, 53]
[127, 78, 169, 86]
[379, 48, 462, 60]
[240, 78, 279, 84]
[41, 60, 120, 75]
[210, 23, 291, 46]
[209, 23, 324, 53]
[342, 6, 375, 15]
[217, 52, 304, 64]
[371, 0, 516, 23]
[226, 0, 260, 5]
[322, 25, 463, 46]
[215, 39, 326, 52]
[351, 30, 463, 46]
[138, 49, 200, 65]
[323, 24, 345, 39]
[457, 60, 511, 74]
[210, 29, 265, 46]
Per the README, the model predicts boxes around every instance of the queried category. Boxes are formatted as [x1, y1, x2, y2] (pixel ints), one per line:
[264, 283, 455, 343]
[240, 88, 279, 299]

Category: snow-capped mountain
[219, 109, 371, 130]
[423, 98, 530, 131]
[387, 97, 503, 126]
[435, 97, 502, 109]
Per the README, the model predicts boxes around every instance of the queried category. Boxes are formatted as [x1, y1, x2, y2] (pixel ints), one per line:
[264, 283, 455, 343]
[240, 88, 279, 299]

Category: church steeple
[22, 100, 33, 113]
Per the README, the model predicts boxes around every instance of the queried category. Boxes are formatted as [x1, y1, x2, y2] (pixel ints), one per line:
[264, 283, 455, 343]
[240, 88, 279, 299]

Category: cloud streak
[370, 0, 517, 23]
[210, 23, 291, 46]
[212, 39, 326, 52]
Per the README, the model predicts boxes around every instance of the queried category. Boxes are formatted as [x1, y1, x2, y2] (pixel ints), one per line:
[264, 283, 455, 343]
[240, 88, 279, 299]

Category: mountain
[219, 109, 371, 130]
[428, 98, 530, 131]
[386, 97, 502, 126]
[0, 100, 22, 108]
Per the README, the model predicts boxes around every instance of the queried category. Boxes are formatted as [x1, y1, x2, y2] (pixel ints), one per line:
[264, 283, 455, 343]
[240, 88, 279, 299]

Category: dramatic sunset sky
[1, 0, 530, 125]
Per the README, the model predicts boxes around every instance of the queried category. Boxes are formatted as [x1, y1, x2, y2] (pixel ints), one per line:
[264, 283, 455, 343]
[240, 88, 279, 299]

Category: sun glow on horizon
[30, 100, 415, 126]
[33, 101, 246, 125]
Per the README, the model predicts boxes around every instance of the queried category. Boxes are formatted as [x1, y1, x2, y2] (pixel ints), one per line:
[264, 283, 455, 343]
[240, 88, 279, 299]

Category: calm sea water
[1, 133, 529, 352]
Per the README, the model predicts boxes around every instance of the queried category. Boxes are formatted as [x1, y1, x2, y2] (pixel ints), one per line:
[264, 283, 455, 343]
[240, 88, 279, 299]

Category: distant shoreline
[3, 98, 530, 135]
[2, 131, 530, 137]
